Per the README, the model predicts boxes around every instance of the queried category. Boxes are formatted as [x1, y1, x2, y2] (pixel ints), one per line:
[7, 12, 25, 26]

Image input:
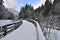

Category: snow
[0, 20, 45, 40]
[0, 20, 12, 27]
[52, 30, 60, 40]
[36, 21, 46, 40]
[0, 20, 60, 40]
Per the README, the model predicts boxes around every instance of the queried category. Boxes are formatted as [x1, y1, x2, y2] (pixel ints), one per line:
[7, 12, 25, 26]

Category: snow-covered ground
[0, 20, 12, 27]
[0, 20, 60, 40]
[0, 20, 45, 40]
[51, 29, 60, 40]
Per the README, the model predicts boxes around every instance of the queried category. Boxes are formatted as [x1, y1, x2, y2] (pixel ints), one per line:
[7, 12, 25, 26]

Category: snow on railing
[0, 20, 22, 39]
[26, 18, 46, 40]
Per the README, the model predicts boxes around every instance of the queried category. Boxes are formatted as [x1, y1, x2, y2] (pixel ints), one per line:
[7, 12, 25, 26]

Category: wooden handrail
[26, 18, 60, 31]
[0, 20, 22, 39]
[0, 20, 22, 27]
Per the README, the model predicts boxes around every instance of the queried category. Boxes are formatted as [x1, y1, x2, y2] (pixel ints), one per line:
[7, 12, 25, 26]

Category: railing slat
[0, 20, 22, 39]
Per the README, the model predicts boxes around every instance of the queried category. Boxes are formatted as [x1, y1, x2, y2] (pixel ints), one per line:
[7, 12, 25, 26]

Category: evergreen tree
[53, 0, 60, 5]
[42, 0, 52, 17]
[0, 13, 3, 19]
[0, 0, 4, 19]
[45, 0, 52, 10]
[0, 0, 4, 5]
[19, 4, 34, 20]
[7, 12, 15, 20]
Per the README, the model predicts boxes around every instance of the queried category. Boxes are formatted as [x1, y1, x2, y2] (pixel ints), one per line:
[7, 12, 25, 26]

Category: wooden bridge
[0, 19, 41, 40]
[0, 20, 22, 39]
[0, 19, 60, 40]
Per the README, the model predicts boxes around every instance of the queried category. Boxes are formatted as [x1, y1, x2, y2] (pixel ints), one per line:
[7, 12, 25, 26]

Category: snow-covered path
[0, 20, 45, 40]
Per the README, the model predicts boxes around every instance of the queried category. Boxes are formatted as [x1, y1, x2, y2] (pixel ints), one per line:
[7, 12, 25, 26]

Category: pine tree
[53, 0, 60, 5]
[0, 0, 4, 19]
[42, 0, 52, 17]
[0, 0, 4, 5]
[45, 0, 52, 10]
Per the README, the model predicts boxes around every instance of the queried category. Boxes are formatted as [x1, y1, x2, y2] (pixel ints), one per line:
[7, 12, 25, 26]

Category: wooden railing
[26, 19, 40, 40]
[0, 20, 22, 39]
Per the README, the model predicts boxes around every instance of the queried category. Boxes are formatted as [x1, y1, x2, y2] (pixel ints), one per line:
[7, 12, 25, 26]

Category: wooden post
[3, 26, 7, 36]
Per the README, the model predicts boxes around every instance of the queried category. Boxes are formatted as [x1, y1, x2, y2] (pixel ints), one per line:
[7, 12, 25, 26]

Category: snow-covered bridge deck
[0, 20, 45, 40]
[0, 20, 22, 38]
[0, 20, 60, 40]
